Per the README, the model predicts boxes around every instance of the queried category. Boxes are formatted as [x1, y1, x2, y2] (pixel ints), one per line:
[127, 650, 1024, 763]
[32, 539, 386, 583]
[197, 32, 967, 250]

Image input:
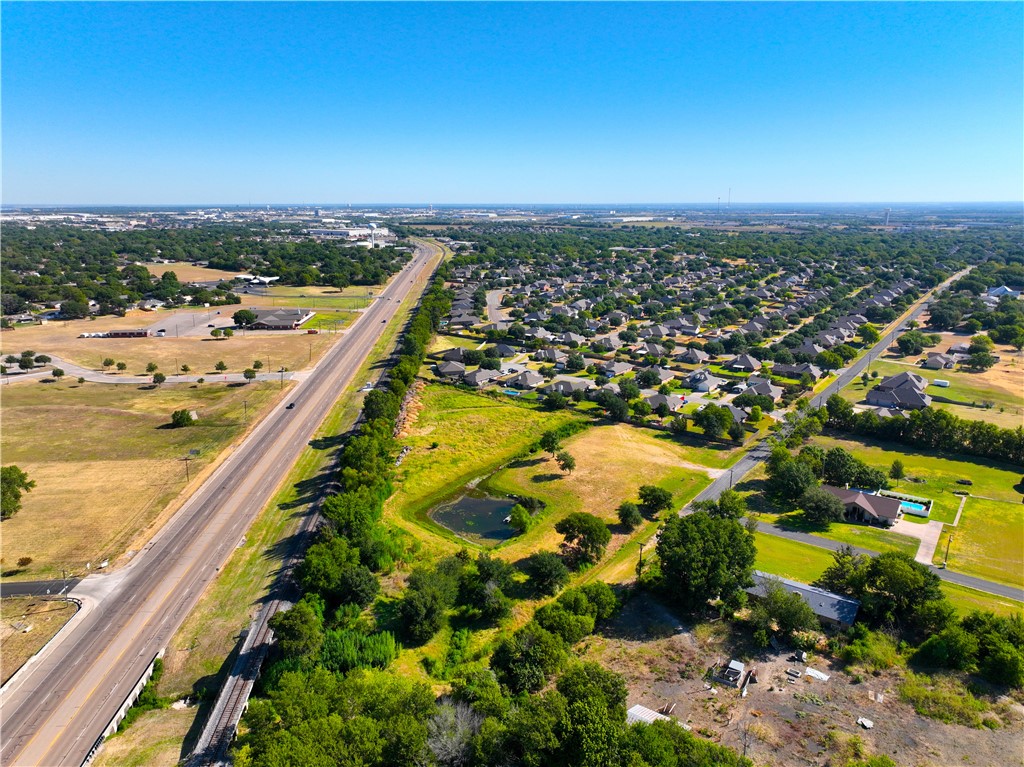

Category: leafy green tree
[399, 585, 448, 644]
[749, 577, 819, 646]
[509, 503, 534, 533]
[210, 328, 222, 339]
[102, 357, 115, 369]
[858, 323, 881, 344]
[766, 457, 816, 502]
[656, 512, 755, 611]
[618, 380, 640, 401]
[243, 368, 257, 383]
[799, 485, 846, 526]
[693, 404, 731, 439]
[524, 551, 570, 596]
[51, 367, 65, 380]
[617, 502, 642, 530]
[268, 600, 324, 660]
[539, 431, 561, 456]
[170, 409, 194, 428]
[145, 361, 158, 373]
[233, 309, 258, 326]
[815, 350, 843, 371]
[728, 420, 745, 442]
[555, 450, 576, 474]
[223, 328, 234, 338]
[889, 459, 906, 486]
[555, 512, 611, 566]
[116, 361, 127, 372]
[712, 488, 748, 520]
[638, 485, 673, 515]
[215, 360, 228, 372]
[152, 372, 166, 386]
[1, 465, 35, 520]
[491, 622, 567, 694]
[253, 359, 264, 370]
[544, 390, 568, 410]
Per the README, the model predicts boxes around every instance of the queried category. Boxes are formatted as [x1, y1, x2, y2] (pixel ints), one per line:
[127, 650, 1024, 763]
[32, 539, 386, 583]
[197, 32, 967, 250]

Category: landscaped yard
[809, 433, 1022, 525]
[385, 385, 583, 553]
[938, 497, 1024, 589]
[0, 379, 287, 579]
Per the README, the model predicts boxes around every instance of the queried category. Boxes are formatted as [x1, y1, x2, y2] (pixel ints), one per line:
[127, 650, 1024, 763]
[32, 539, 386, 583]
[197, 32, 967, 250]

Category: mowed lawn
[0, 309, 345, 376]
[810, 434, 1022, 524]
[753, 533, 1023, 617]
[486, 424, 716, 565]
[0, 380, 285, 579]
[940, 498, 1024, 589]
[385, 385, 583, 552]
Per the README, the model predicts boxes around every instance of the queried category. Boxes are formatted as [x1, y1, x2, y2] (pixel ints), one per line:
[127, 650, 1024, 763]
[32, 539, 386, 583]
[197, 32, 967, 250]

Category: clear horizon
[3, 2, 1022, 205]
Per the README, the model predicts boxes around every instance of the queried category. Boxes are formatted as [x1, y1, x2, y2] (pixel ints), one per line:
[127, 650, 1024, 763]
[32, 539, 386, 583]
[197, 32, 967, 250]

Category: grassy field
[240, 283, 375, 311]
[809, 434, 1022, 525]
[427, 332, 485, 355]
[0, 597, 78, 684]
[0, 379, 287, 579]
[93, 707, 196, 767]
[385, 385, 583, 553]
[937, 497, 1024, 589]
[752, 533, 1022, 617]
[486, 424, 715, 564]
[0, 308, 346, 376]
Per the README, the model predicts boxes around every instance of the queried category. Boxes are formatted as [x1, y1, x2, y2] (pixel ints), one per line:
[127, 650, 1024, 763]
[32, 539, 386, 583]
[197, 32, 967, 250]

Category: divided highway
[0, 240, 442, 767]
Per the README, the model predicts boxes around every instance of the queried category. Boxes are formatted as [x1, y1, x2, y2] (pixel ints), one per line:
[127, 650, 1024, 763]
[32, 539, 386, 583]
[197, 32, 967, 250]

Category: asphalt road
[682, 268, 1024, 600]
[0, 240, 442, 767]
[0, 580, 81, 599]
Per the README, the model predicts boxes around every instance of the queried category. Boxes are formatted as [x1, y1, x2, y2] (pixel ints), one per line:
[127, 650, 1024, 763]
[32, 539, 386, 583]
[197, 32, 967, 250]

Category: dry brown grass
[0, 597, 78, 684]
[143, 263, 241, 282]
[1, 309, 342, 376]
[1, 379, 288, 578]
[91, 706, 195, 767]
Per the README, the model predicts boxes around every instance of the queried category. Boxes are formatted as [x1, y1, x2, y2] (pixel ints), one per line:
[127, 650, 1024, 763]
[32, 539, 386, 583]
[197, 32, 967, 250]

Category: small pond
[429, 487, 517, 546]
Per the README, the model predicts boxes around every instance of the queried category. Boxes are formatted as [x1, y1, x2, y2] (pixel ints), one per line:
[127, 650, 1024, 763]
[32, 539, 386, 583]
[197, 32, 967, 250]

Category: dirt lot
[579, 594, 1024, 767]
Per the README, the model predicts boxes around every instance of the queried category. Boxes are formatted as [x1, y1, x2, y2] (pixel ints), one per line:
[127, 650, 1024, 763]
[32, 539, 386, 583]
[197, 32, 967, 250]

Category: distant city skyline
[2, 2, 1022, 205]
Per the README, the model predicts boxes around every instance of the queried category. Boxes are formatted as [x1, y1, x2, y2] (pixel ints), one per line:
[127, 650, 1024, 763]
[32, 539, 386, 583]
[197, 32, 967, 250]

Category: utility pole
[243, 399, 248, 421]
[181, 455, 193, 482]
[943, 533, 954, 568]
[636, 542, 645, 580]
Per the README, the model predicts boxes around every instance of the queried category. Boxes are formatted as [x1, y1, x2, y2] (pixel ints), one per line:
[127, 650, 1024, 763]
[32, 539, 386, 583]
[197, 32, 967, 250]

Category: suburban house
[865, 371, 932, 410]
[640, 365, 676, 384]
[923, 352, 957, 370]
[771, 362, 822, 381]
[464, 368, 501, 388]
[730, 354, 762, 372]
[493, 343, 518, 357]
[546, 377, 596, 395]
[249, 308, 315, 330]
[441, 347, 466, 362]
[738, 379, 784, 401]
[821, 485, 902, 527]
[534, 348, 568, 366]
[645, 393, 686, 412]
[435, 361, 466, 379]
[598, 360, 634, 378]
[746, 571, 860, 629]
[686, 369, 726, 393]
[677, 347, 709, 365]
[506, 369, 545, 389]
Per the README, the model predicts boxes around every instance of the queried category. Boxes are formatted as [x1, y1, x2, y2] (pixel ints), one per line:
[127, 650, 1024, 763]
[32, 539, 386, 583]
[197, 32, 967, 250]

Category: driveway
[891, 518, 945, 565]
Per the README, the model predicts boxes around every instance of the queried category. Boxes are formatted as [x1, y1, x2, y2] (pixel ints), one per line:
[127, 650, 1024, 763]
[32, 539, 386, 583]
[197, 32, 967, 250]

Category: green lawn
[385, 385, 583, 553]
[810, 434, 1022, 525]
[754, 510, 920, 558]
[753, 532, 835, 583]
[754, 532, 1023, 617]
[938, 497, 1024, 589]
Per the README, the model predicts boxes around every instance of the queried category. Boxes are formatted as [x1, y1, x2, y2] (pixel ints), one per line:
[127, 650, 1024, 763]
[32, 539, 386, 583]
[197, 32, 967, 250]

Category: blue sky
[2, 2, 1021, 204]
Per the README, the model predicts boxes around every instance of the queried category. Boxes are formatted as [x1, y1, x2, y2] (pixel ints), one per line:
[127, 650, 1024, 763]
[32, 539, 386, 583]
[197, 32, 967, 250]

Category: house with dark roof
[730, 354, 762, 372]
[746, 571, 860, 629]
[436, 360, 466, 379]
[645, 393, 686, 412]
[820, 485, 902, 527]
[506, 369, 544, 389]
[677, 347, 709, 365]
[686, 369, 725, 392]
[250, 308, 315, 330]
[771, 362, 822, 381]
[866, 371, 932, 410]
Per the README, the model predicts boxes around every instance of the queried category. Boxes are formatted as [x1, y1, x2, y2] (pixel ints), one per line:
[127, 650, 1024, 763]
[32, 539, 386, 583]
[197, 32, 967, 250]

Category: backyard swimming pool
[901, 501, 927, 512]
